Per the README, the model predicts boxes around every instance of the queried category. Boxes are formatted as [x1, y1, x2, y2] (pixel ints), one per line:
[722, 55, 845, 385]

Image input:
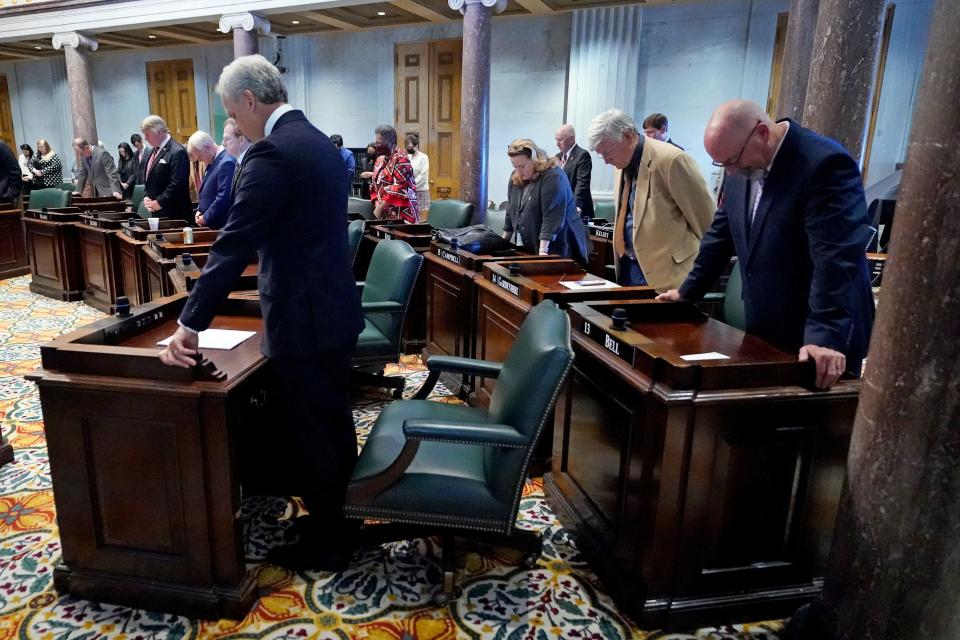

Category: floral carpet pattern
[0, 275, 783, 640]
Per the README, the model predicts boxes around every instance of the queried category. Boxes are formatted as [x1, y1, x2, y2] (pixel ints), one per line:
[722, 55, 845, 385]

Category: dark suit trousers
[242, 349, 358, 527]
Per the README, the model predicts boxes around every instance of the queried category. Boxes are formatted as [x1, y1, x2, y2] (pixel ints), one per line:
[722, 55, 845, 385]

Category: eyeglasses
[711, 120, 761, 168]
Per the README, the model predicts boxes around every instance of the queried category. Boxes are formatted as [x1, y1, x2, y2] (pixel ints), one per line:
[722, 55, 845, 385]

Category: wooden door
[0, 75, 16, 152]
[395, 39, 462, 202]
[146, 60, 198, 145]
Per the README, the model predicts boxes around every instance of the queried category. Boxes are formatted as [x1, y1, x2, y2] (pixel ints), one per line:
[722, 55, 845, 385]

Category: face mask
[406, 147, 416, 155]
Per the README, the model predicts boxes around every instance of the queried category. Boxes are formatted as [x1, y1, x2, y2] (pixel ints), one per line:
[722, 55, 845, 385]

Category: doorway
[146, 59, 198, 145]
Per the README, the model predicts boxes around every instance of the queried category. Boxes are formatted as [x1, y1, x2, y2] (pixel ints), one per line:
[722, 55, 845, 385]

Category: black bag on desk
[433, 224, 513, 253]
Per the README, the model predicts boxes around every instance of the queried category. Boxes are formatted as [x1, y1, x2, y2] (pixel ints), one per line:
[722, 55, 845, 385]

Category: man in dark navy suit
[139, 115, 192, 223]
[554, 124, 594, 219]
[186, 130, 236, 229]
[159, 55, 363, 570]
[658, 100, 874, 389]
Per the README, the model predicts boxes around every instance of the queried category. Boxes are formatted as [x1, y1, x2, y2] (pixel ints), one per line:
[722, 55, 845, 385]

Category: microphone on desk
[115, 296, 132, 317]
[508, 262, 521, 276]
[611, 307, 629, 331]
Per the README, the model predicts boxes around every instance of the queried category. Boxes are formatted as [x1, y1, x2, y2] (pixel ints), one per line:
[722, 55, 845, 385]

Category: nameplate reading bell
[438, 248, 460, 265]
[492, 273, 520, 297]
[582, 320, 632, 364]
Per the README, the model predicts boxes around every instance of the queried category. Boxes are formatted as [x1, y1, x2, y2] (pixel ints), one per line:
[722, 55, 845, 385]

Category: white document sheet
[559, 279, 621, 290]
[157, 329, 256, 350]
[680, 352, 730, 362]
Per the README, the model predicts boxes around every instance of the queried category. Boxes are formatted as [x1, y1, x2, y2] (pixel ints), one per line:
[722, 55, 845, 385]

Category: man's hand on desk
[159, 326, 199, 368]
[798, 344, 846, 390]
[142, 197, 161, 213]
[195, 211, 205, 226]
[656, 289, 684, 302]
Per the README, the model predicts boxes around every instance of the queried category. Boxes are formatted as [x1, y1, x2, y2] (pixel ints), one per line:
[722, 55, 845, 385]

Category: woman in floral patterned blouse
[30, 139, 64, 188]
[371, 124, 418, 223]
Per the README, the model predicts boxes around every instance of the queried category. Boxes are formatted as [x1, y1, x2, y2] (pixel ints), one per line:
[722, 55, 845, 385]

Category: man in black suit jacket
[659, 100, 874, 389]
[554, 124, 593, 219]
[159, 55, 363, 571]
[0, 141, 21, 202]
[139, 115, 192, 222]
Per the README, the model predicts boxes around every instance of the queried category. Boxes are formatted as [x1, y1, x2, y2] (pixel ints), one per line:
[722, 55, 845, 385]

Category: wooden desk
[76, 213, 132, 313]
[22, 207, 85, 301]
[546, 300, 858, 629]
[585, 221, 615, 279]
[473, 259, 655, 407]
[0, 205, 29, 280]
[27, 295, 269, 619]
[168, 253, 258, 294]
[423, 242, 551, 395]
[143, 230, 218, 302]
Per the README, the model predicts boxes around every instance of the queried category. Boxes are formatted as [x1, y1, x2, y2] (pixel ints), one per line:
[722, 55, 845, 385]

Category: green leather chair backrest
[427, 199, 474, 229]
[723, 261, 746, 331]
[131, 184, 146, 213]
[486, 209, 507, 235]
[348, 197, 374, 220]
[347, 219, 364, 266]
[29, 188, 71, 209]
[593, 200, 616, 223]
[58, 182, 76, 191]
[362, 240, 423, 345]
[136, 198, 150, 219]
[486, 300, 573, 502]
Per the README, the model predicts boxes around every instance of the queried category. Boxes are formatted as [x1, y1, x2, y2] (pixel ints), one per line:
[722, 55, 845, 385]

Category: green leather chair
[701, 260, 745, 330]
[352, 239, 424, 397]
[486, 209, 507, 235]
[348, 197, 375, 221]
[136, 198, 150, 219]
[344, 300, 574, 604]
[347, 219, 364, 266]
[426, 199, 473, 229]
[131, 184, 146, 214]
[28, 188, 71, 209]
[58, 182, 75, 191]
[593, 200, 616, 223]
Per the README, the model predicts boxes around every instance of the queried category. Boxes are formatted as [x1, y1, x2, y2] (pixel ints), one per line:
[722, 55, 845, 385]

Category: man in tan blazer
[588, 108, 716, 291]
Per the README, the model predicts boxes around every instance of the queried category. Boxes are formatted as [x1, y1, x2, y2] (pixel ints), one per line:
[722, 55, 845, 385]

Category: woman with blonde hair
[502, 138, 588, 264]
[31, 139, 63, 188]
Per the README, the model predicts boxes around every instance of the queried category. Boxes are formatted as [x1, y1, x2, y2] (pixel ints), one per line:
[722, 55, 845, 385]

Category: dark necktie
[230, 160, 243, 198]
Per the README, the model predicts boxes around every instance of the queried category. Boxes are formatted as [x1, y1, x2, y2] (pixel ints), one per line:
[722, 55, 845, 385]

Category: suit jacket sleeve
[180, 142, 282, 332]
[538, 169, 569, 241]
[75, 158, 89, 193]
[157, 147, 189, 209]
[678, 195, 733, 301]
[802, 153, 871, 352]
[345, 152, 355, 176]
[666, 152, 716, 240]
[573, 151, 592, 213]
[203, 157, 236, 229]
[503, 180, 516, 233]
[101, 151, 122, 194]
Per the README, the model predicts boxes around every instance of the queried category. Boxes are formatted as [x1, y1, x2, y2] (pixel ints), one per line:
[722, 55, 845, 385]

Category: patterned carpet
[0, 275, 783, 640]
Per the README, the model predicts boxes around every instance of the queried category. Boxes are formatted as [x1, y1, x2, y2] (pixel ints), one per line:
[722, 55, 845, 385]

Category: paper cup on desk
[148, 217, 159, 231]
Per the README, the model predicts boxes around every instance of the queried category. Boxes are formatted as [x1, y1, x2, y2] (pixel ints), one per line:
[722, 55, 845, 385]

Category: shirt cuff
[177, 320, 199, 335]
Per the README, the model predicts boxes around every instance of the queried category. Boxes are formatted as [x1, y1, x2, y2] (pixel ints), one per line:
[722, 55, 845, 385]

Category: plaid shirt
[374, 148, 419, 223]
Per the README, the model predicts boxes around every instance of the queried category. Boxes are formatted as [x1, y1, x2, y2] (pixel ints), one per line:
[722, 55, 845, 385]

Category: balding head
[555, 124, 576, 154]
[704, 100, 784, 177]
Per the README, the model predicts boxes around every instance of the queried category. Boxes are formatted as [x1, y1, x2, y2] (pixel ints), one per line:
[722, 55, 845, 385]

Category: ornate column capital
[448, 0, 507, 15]
[52, 32, 99, 52]
[219, 12, 271, 35]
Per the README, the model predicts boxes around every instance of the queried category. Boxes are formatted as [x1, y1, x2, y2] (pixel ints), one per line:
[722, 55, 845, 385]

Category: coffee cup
[148, 217, 159, 231]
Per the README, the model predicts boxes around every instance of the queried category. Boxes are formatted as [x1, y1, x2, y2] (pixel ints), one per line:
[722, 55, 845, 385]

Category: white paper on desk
[157, 329, 256, 350]
[560, 279, 621, 290]
[680, 351, 730, 362]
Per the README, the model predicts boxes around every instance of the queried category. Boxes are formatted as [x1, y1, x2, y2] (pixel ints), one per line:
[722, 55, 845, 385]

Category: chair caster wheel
[392, 388, 404, 399]
[433, 591, 450, 607]
[522, 553, 539, 569]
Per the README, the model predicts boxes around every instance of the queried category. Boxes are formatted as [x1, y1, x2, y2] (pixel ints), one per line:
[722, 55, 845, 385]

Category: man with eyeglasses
[657, 99, 875, 390]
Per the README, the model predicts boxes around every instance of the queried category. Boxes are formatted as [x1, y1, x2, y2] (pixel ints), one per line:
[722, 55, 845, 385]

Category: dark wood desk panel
[28, 296, 268, 618]
[0, 208, 29, 279]
[77, 223, 124, 313]
[547, 300, 858, 630]
[22, 214, 84, 301]
[585, 222, 615, 279]
[115, 232, 149, 307]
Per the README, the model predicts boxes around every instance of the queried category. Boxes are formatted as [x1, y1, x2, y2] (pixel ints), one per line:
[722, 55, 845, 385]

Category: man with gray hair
[588, 108, 715, 291]
[159, 55, 363, 571]
[72, 137, 122, 199]
[139, 115, 192, 222]
[186, 130, 236, 229]
[554, 123, 593, 219]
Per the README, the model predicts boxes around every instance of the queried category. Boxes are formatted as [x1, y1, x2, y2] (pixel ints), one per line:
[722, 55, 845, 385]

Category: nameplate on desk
[492, 273, 520, 297]
[39, 213, 49, 220]
[437, 248, 460, 265]
[591, 228, 612, 241]
[584, 324, 632, 363]
[123, 227, 135, 238]
[88, 219, 100, 227]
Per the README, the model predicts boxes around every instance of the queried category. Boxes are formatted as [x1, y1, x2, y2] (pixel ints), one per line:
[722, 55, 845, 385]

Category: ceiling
[0, 0, 674, 62]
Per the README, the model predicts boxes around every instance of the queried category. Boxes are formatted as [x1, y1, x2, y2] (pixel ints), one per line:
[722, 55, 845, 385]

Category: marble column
[219, 12, 271, 59]
[52, 32, 98, 149]
[802, 0, 885, 159]
[775, 0, 819, 121]
[450, 0, 505, 223]
[816, 0, 960, 637]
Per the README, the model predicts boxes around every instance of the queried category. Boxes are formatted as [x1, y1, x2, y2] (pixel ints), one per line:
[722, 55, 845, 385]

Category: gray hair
[215, 54, 287, 104]
[140, 115, 167, 135]
[187, 130, 215, 153]
[587, 108, 638, 151]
